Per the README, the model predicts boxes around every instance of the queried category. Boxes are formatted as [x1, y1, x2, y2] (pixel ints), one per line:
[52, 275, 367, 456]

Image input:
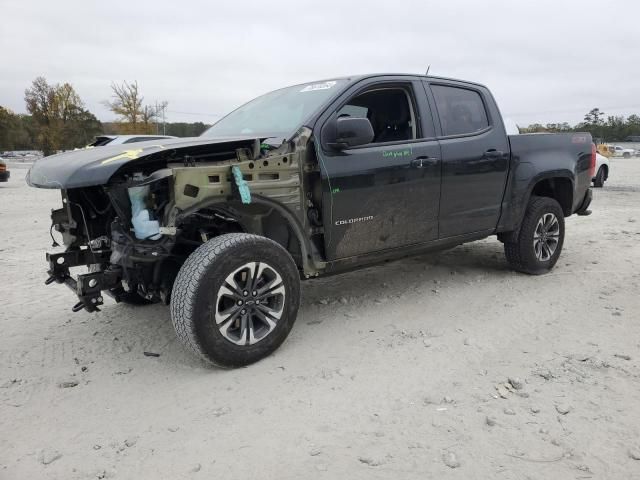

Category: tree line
[519, 108, 640, 142]
[0, 77, 210, 155]
[4, 77, 639, 155]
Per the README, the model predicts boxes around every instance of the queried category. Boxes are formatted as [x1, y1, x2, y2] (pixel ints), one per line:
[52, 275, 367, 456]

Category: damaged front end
[33, 131, 325, 312]
[45, 175, 178, 312]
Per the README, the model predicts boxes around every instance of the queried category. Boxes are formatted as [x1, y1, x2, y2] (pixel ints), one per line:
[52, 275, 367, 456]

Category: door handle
[410, 156, 439, 168]
[483, 149, 504, 159]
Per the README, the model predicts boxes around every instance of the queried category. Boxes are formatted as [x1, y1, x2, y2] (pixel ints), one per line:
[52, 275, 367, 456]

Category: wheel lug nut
[252, 291, 257, 296]
[237, 300, 243, 306]
[243, 290, 248, 296]
[241, 309, 246, 314]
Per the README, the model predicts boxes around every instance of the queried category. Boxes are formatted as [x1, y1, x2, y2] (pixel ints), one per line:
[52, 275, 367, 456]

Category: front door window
[337, 88, 417, 144]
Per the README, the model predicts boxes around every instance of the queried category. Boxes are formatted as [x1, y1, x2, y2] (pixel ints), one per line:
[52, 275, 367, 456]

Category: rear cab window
[431, 84, 489, 136]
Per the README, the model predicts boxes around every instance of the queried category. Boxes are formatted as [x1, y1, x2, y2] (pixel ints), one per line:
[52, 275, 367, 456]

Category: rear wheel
[593, 166, 606, 187]
[170, 233, 300, 368]
[504, 196, 565, 275]
[623, 152, 631, 158]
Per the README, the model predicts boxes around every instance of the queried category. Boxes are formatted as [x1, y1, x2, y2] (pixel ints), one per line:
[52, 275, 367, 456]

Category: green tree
[0, 109, 38, 150]
[13, 114, 38, 149]
[24, 77, 60, 155]
[104, 81, 165, 134]
[522, 109, 640, 142]
[164, 121, 210, 137]
[584, 108, 605, 125]
[24, 77, 101, 155]
[62, 108, 102, 147]
[520, 123, 547, 133]
[627, 114, 640, 126]
[0, 106, 20, 150]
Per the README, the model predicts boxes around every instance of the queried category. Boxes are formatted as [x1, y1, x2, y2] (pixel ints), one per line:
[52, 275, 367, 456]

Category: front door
[318, 80, 442, 259]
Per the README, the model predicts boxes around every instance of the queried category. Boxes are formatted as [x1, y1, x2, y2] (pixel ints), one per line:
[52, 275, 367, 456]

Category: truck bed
[497, 132, 593, 232]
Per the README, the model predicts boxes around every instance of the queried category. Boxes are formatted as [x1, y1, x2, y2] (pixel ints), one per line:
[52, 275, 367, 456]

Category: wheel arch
[526, 173, 574, 217]
[498, 172, 574, 243]
[174, 195, 324, 276]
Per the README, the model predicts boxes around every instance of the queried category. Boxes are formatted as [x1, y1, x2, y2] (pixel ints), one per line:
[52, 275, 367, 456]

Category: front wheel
[170, 233, 301, 367]
[504, 196, 565, 275]
[623, 152, 631, 158]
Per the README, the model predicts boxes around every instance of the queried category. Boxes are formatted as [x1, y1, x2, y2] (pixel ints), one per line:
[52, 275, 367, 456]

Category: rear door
[317, 77, 442, 259]
[424, 81, 510, 238]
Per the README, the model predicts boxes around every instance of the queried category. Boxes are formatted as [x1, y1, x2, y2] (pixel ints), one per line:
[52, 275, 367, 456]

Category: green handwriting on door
[382, 148, 412, 159]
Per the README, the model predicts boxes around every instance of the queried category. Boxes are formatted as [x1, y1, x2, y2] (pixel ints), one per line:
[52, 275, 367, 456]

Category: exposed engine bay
[38, 127, 327, 312]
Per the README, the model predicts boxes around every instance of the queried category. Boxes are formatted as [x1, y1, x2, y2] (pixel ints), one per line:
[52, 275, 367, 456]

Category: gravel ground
[1, 160, 640, 479]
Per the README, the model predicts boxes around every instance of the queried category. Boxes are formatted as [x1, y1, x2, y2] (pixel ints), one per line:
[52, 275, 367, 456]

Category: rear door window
[431, 85, 489, 136]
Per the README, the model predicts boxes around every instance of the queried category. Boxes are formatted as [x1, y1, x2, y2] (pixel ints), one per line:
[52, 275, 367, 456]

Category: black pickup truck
[27, 74, 594, 367]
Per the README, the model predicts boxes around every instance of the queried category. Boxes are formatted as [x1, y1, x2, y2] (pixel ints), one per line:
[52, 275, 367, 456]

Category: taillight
[589, 144, 596, 178]
[0, 164, 6, 172]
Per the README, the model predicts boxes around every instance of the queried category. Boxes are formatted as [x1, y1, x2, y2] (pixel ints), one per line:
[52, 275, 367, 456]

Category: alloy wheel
[214, 262, 286, 345]
[533, 213, 560, 261]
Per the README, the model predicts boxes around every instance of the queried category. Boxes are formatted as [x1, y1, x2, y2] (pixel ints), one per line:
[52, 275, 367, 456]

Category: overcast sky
[1, 0, 639, 127]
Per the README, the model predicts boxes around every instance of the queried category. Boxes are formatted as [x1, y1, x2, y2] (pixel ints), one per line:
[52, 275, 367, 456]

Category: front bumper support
[45, 249, 122, 312]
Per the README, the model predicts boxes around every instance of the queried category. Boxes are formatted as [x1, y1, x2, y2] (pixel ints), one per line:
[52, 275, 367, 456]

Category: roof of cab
[350, 73, 488, 89]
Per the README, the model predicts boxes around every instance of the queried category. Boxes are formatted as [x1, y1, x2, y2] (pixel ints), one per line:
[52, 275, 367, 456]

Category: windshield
[201, 80, 346, 139]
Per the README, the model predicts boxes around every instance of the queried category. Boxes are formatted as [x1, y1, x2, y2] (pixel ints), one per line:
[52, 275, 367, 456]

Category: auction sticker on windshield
[300, 81, 337, 92]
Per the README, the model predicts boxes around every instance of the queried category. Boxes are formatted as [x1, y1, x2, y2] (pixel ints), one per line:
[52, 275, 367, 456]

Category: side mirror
[327, 116, 374, 149]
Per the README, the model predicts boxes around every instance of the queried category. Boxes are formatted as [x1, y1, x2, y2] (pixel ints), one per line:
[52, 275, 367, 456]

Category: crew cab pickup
[27, 74, 595, 367]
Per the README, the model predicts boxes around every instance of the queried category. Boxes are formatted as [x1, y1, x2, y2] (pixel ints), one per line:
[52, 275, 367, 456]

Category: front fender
[173, 195, 325, 277]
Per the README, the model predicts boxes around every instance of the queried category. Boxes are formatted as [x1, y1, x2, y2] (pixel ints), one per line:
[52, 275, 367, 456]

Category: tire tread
[504, 195, 564, 275]
[170, 233, 297, 367]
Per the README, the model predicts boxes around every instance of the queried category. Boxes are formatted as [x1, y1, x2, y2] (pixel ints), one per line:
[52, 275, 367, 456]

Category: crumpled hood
[26, 136, 262, 189]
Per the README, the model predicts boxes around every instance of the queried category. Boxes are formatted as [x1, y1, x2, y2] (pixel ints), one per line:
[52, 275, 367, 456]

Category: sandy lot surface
[1, 160, 640, 479]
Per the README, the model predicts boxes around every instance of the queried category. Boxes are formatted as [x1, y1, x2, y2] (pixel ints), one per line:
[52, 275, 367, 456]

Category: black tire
[170, 233, 300, 368]
[623, 152, 631, 158]
[504, 196, 565, 275]
[88, 264, 153, 305]
[593, 166, 605, 188]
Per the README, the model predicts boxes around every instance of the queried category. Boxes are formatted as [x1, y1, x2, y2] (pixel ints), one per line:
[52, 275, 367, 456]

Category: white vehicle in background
[593, 151, 609, 188]
[612, 145, 635, 158]
[88, 135, 176, 147]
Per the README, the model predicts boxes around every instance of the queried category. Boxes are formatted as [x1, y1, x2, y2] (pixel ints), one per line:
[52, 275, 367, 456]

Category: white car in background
[88, 135, 176, 147]
[612, 145, 635, 158]
[593, 151, 609, 187]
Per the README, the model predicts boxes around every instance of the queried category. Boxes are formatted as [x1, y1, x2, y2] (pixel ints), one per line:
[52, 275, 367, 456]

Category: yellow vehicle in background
[596, 143, 614, 157]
